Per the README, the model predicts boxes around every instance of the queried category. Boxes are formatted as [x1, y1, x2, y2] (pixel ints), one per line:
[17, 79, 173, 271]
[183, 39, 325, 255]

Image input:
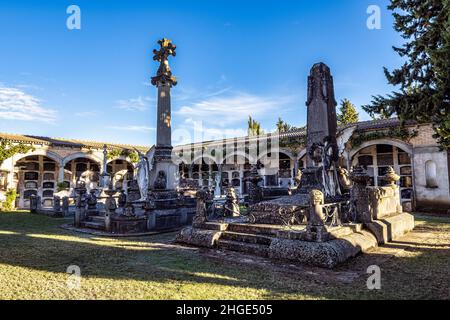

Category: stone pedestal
[350, 166, 372, 223]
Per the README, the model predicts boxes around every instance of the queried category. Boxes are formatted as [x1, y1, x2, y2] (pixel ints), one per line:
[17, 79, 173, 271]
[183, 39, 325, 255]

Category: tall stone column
[150, 38, 178, 191]
[156, 84, 172, 147]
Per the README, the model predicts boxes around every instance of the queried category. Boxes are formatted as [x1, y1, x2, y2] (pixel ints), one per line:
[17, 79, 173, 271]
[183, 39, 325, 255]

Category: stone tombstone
[306, 63, 338, 166]
[245, 164, 263, 205]
[350, 166, 371, 223]
[224, 187, 240, 217]
[74, 186, 87, 228]
[118, 190, 127, 208]
[193, 188, 209, 225]
[123, 202, 136, 217]
[53, 196, 61, 213]
[62, 196, 70, 216]
[296, 63, 341, 198]
[30, 194, 38, 214]
[86, 189, 98, 211]
[367, 166, 402, 220]
[105, 191, 117, 214]
[127, 179, 141, 202]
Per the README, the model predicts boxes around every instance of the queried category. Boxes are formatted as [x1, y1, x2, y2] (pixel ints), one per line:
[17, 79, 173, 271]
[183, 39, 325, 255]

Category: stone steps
[217, 239, 270, 257]
[328, 224, 363, 239]
[82, 221, 105, 230]
[226, 223, 281, 236]
[221, 231, 273, 245]
[89, 216, 105, 223]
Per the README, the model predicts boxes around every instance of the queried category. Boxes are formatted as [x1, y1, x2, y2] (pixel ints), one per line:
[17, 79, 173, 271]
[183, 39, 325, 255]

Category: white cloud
[0, 86, 56, 122]
[171, 90, 297, 144]
[107, 125, 155, 133]
[115, 96, 152, 111]
[175, 91, 294, 127]
[75, 111, 100, 117]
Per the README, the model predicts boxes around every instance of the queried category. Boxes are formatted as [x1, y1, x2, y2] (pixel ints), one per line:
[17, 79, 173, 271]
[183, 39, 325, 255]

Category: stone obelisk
[297, 63, 340, 198]
[150, 38, 178, 191]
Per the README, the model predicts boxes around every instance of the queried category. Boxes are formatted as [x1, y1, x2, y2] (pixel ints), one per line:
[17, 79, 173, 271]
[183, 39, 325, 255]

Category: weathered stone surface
[365, 212, 415, 244]
[269, 229, 377, 269]
[175, 226, 222, 248]
[249, 193, 308, 224]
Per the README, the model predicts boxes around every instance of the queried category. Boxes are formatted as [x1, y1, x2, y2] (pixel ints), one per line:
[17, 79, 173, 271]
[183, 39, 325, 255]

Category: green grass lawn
[0, 211, 449, 300]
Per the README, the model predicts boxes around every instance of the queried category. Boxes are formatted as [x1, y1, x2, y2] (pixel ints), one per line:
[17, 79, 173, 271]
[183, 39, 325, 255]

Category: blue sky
[0, 0, 403, 146]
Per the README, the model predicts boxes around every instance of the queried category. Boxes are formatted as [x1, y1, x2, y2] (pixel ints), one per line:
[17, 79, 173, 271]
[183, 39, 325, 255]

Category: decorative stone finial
[384, 166, 400, 186]
[151, 38, 177, 86]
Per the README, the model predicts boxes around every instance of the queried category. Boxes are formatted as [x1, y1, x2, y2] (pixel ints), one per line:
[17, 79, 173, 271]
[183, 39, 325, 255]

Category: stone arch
[222, 151, 254, 165]
[62, 152, 102, 166]
[12, 149, 63, 166]
[349, 139, 413, 160]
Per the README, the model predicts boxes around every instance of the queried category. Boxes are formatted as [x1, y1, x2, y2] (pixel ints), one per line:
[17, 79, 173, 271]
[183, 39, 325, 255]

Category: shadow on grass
[0, 211, 449, 299]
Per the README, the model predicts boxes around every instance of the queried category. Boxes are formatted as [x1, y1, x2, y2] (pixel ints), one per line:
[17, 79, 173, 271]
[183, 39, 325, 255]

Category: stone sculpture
[74, 184, 87, 227]
[135, 150, 150, 201]
[123, 202, 136, 217]
[118, 190, 127, 208]
[245, 164, 263, 205]
[224, 187, 240, 217]
[53, 196, 61, 214]
[294, 169, 302, 186]
[154, 170, 167, 190]
[193, 188, 209, 225]
[86, 189, 98, 210]
[337, 167, 353, 191]
[62, 196, 69, 216]
[151, 38, 177, 86]
[306, 189, 329, 242]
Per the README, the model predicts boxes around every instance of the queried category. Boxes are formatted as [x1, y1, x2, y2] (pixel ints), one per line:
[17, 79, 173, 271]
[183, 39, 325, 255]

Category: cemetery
[0, 11, 449, 298]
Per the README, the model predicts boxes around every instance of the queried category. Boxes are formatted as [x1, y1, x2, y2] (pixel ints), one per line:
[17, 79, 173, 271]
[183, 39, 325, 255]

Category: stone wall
[413, 146, 450, 211]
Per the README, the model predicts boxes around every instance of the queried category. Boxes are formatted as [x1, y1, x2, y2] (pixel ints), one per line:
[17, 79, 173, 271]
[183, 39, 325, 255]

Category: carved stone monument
[224, 187, 240, 217]
[100, 144, 110, 187]
[298, 63, 341, 198]
[245, 164, 263, 205]
[150, 38, 178, 192]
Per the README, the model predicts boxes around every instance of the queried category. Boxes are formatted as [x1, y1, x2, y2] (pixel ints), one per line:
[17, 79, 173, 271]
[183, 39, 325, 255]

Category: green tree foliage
[107, 148, 139, 164]
[1, 189, 17, 211]
[337, 99, 359, 125]
[362, 0, 450, 150]
[0, 139, 34, 166]
[275, 118, 306, 148]
[276, 117, 301, 133]
[247, 116, 264, 136]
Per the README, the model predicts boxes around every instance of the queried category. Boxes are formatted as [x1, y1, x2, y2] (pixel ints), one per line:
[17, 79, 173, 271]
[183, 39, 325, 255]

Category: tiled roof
[0, 118, 421, 152]
[174, 118, 420, 150]
[0, 132, 150, 152]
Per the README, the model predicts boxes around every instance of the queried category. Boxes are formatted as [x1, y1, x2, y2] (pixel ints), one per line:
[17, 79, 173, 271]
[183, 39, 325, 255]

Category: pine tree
[362, 0, 450, 150]
[337, 99, 359, 125]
